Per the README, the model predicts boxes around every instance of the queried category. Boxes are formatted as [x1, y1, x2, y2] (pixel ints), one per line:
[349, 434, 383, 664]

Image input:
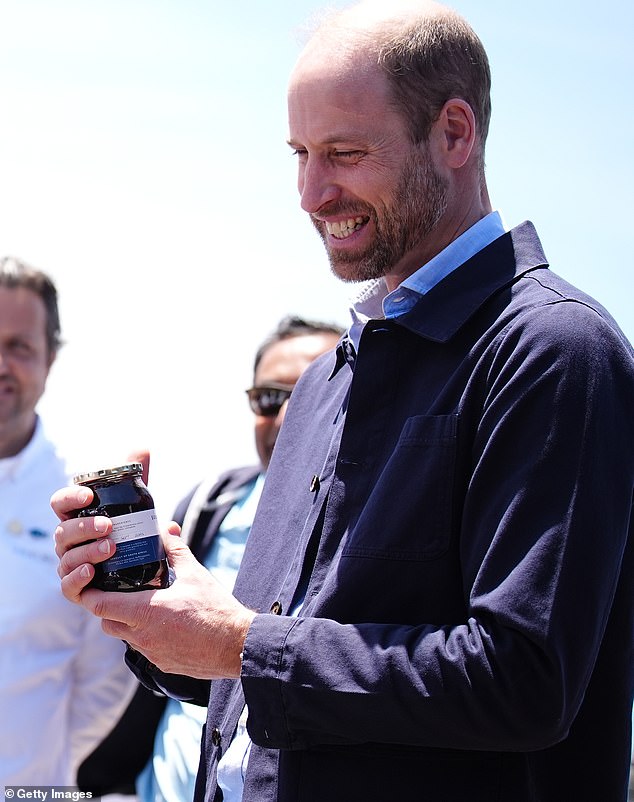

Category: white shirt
[0, 417, 136, 788]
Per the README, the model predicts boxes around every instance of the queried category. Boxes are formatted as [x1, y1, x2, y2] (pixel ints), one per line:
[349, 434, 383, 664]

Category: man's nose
[298, 156, 340, 214]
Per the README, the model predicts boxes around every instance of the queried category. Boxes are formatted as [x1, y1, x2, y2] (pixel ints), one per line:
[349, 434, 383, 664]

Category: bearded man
[53, 3, 634, 800]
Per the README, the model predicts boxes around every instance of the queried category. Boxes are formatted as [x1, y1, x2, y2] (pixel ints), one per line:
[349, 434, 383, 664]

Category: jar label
[102, 509, 165, 572]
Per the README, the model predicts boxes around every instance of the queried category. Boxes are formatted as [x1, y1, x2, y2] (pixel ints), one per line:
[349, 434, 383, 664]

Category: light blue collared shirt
[348, 211, 507, 352]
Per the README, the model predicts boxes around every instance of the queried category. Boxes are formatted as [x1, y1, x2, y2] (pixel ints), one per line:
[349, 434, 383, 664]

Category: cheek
[31, 365, 51, 394]
[254, 418, 277, 468]
[9, 363, 34, 386]
[254, 418, 273, 445]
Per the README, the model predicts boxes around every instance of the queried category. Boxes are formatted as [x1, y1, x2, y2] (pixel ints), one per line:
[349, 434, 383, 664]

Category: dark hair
[0, 256, 62, 354]
[253, 315, 344, 376]
[376, 11, 491, 154]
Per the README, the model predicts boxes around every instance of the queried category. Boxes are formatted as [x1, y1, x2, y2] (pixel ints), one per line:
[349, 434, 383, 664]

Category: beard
[311, 146, 448, 284]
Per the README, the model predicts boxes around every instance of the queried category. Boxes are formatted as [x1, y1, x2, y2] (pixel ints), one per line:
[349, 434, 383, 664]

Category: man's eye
[9, 340, 33, 357]
[291, 148, 308, 158]
[333, 150, 364, 160]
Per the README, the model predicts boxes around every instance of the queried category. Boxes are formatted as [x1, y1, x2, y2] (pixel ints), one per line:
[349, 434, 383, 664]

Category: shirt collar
[347, 211, 507, 352]
[0, 416, 48, 483]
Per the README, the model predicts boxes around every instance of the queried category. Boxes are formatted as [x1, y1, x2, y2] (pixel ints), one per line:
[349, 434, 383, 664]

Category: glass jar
[71, 463, 169, 592]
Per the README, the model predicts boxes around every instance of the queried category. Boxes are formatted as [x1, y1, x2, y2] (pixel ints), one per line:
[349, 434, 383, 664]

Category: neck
[384, 185, 493, 292]
[0, 415, 37, 459]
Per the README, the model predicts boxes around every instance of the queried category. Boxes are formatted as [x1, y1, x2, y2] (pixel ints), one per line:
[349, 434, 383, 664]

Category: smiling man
[0, 256, 135, 786]
[287, 0, 488, 291]
[52, 3, 634, 801]
[0, 261, 55, 458]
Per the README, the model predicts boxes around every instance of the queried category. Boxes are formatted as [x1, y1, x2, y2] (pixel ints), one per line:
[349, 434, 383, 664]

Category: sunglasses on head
[245, 382, 295, 417]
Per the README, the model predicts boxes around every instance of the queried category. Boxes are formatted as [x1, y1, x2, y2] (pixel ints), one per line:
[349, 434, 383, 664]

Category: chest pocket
[342, 414, 459, 561]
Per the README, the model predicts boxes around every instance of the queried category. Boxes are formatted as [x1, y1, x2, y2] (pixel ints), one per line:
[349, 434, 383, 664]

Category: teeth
[325, 216, 366, 239]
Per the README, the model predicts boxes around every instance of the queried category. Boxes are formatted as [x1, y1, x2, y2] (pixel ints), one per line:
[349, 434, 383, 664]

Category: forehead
[0, 285, 48, 341]
[256, 333, 340, 383]
[287, 45, 404, 145]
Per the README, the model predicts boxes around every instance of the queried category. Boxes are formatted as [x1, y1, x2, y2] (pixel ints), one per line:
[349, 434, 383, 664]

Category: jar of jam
[71, 463, 169, 592]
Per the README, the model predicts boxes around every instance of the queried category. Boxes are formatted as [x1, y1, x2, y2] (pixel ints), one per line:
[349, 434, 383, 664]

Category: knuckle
[59, 547, 74, 575]
[51, 485, 86, 516]
[60, 574, 79, 603]
[92, 596, 109, 619]
[58, 554, 70, 578]
[101, 619, 119, 638]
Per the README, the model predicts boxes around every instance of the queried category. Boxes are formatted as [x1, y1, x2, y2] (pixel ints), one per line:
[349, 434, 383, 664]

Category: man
[0, 256, 135, 787]
[77, 316, 343, 802]
[53, 3, 634, 801]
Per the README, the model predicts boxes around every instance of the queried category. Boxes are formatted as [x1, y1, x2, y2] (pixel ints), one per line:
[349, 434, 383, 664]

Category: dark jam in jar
[71, 463, 169, 592]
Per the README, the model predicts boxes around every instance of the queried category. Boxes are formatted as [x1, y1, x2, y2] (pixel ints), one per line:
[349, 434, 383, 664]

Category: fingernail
[77, 489, 90, 505]
[94, 517, 109, 534]
[80, 565, 91, 578]
[97, 539, 112, 554]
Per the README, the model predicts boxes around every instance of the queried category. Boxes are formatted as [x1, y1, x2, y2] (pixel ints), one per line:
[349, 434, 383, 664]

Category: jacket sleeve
[240, 300, 634, 753]
[124, 645, 211, 707]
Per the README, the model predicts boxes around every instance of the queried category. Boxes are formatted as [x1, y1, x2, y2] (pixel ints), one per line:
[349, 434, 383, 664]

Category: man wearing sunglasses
[77, 315, 342, 802]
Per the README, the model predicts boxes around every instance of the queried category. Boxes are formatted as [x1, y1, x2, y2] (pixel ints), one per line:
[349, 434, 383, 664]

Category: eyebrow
[286, 134, 366, 150]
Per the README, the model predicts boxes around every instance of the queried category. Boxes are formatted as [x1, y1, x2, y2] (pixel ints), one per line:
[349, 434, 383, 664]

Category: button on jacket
[135, 222, 634, 802]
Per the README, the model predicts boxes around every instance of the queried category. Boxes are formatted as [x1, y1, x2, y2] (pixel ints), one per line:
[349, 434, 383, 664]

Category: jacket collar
[394, 220, 548, 343]
[330, 220, 549, 380]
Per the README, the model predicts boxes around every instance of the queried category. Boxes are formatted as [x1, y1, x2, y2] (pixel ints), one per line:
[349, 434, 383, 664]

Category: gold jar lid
[73, 463, 143, 485]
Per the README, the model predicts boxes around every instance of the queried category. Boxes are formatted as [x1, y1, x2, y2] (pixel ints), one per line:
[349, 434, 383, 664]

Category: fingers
[60, 563, 97, 605]
[54, 513, 113, 559]
[161, 523, 204, 572]
[90, 585, 152, 629]
[57, 519, 181, 604]
[50, 485, 94, 521]
[127, 448, 150, 486]
[60, 571, 140, 623]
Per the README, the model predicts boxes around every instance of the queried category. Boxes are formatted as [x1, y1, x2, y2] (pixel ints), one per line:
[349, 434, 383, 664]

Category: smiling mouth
[325, 216, 368, 240]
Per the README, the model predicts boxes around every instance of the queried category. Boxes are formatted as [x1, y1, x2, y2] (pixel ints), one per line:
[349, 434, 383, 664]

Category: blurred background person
[78, 315, 343, 802]
[0, 256, 136, 786]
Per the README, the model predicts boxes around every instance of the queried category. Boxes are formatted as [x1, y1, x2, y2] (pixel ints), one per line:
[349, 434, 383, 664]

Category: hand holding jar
[51, 461, 255, 681]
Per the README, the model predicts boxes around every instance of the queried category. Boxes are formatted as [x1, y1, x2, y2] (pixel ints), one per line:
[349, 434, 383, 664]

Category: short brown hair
[0, 256, 62, 354]
[310, 4, 491, 171]
[253, 315, 344, 377]
[376, 10, 492, 151]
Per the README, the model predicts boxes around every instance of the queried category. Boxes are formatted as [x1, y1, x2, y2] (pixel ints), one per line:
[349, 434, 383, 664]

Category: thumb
[127, 448, 151, 485]
[161, 523, 196, 569]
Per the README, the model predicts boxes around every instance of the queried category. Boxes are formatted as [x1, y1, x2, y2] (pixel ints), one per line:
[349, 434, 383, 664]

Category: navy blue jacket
[137, 223, 634, 801]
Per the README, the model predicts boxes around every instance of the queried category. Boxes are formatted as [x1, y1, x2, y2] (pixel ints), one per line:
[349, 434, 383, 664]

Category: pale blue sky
[0, 0, 631, 517]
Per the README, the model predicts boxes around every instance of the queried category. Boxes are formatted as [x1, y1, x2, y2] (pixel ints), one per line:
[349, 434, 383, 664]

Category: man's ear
[435, 98, 477, 169]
